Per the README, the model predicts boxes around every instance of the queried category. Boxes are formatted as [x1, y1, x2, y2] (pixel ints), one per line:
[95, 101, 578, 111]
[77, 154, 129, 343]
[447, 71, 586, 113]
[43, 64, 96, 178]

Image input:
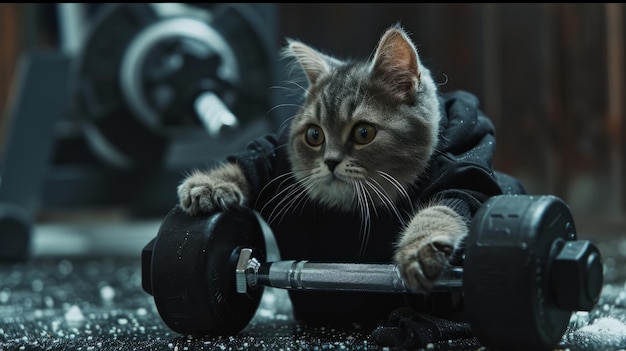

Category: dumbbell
[141, 195, 604, 351]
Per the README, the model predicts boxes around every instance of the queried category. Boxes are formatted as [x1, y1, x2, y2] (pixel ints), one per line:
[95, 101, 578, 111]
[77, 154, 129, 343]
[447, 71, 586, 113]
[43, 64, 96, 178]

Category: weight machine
[0, 3, 285, 260]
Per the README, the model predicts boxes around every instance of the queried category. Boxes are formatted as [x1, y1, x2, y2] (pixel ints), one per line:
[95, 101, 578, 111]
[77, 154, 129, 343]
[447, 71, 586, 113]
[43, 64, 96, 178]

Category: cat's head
[282, 24, 441, 211]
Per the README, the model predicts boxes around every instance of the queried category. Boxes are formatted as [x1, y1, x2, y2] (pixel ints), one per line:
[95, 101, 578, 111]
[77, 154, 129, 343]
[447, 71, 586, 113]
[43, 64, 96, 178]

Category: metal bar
[256, 260, 463, 294]
[56, 3, 87, 56]
[194, 92, 239, 137]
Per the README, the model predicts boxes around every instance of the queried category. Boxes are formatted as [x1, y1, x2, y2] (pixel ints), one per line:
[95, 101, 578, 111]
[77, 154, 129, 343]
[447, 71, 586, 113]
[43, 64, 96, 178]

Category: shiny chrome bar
[235, 248, 463, 294]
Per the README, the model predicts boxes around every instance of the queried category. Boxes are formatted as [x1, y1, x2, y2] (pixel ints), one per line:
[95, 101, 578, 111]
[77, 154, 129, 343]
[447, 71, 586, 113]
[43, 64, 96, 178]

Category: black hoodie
[225, 90, 525, 325]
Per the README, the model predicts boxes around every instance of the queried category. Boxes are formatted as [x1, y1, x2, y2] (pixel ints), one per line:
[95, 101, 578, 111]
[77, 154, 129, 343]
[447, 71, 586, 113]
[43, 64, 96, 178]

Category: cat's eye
[352, 123, 377, 145]
[305, 125, 325, 146]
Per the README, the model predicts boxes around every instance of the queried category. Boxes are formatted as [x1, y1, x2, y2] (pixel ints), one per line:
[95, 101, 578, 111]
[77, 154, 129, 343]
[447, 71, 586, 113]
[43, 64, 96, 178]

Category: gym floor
[0, 218, 625, 351]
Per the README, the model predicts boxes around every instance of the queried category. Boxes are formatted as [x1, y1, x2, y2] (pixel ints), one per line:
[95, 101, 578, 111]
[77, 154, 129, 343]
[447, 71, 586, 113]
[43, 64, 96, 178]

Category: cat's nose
[325, 159, 340, 172]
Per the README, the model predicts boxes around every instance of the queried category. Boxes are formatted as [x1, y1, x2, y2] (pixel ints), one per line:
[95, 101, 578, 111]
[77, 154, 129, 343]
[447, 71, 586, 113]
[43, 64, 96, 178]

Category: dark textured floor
[0, 221, 625, 351]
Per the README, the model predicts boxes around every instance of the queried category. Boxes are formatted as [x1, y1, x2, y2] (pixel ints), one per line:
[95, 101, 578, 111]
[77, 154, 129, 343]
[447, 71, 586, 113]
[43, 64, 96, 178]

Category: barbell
[141, 194, 603, 350]
[70, 3, 277, 169]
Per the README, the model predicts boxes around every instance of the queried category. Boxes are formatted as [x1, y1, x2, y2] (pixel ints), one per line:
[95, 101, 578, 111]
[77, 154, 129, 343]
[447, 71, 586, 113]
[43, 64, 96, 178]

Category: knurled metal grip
[235, 248, 463, 294]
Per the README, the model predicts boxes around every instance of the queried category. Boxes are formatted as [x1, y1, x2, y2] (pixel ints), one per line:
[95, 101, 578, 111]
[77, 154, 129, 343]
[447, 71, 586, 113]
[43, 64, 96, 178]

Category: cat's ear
[370, 25, 421, 102]
[282, 38, 340, 86]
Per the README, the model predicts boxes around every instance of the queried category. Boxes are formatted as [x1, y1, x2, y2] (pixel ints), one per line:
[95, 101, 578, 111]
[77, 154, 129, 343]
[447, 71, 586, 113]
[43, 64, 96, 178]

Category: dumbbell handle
[235, 248, 463, 295]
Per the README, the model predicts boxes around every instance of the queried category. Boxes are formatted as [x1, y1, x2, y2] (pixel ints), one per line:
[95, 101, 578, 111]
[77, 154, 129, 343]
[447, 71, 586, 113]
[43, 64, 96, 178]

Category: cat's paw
[394, 205, 467, 292]
[177, 171, 245, 215]
[395, 236, 456, 292]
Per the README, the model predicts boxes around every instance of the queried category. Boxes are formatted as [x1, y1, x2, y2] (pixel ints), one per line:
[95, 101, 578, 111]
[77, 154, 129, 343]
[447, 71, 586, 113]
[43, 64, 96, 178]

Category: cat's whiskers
[273, 80, 312, 98]
[340, 177, 356, 203]
[377, 170, 414, 212]
[436, 72, 449, 87]
[290, 180, 317, 218]
[272, 142, 290, 152]
[259, 181, 300, 223]
[255, 172, 297, 210]
[268, 84, 299, 92]
[264, 103, 302, 119]
[259, 167, 325, 226]
[275, 114, 298, 140]
[359, 180, 378, 219]
[266, 83, 306, 115]
[365, 177, 406, 227]
[353, 181, 372, 258]
[263, 175, 315, 226]
[271, 181, 312, 225]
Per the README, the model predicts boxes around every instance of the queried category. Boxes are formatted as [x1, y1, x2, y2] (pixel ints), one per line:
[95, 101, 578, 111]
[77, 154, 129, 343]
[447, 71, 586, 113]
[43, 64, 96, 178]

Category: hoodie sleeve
[416, 90, 524, 220]
[225, 133, 283, 200]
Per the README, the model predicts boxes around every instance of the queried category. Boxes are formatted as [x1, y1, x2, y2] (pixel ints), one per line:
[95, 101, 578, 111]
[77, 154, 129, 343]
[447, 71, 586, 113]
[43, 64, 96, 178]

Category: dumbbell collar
[551, 240, 603, 311]
[235, 248, 261, 294]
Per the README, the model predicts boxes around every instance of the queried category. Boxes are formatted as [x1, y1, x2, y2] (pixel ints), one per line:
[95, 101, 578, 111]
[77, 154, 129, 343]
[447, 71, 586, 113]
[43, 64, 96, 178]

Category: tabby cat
[177, 24, 523, 325]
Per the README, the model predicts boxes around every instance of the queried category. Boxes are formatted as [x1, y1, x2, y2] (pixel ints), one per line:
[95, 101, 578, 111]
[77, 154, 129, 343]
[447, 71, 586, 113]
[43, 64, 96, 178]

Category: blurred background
[0, 3, 624, 260]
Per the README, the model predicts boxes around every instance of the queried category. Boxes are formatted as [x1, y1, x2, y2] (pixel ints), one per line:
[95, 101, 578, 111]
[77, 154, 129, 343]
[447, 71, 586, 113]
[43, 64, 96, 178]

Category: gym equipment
[0, 3, 283, 259]
[141, 194, 603, 351]
[70, 3, 280, 169]
[142, 206, 267, 335]
[0, 51, 71, 261]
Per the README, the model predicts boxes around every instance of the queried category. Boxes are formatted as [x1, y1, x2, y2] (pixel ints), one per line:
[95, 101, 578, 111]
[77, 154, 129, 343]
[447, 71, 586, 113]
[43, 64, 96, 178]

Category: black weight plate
[463, 195, 575, 351]
[137, 3, 276, 135]
[150, 206, 266, 336]
[69, 4, 277, 169]
[69, 3, 166, 169]
[208, 3, 276, 120]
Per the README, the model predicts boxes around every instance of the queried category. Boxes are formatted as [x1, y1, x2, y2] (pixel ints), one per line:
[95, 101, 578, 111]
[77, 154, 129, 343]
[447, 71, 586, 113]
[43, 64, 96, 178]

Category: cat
[177, 24, 524, 325]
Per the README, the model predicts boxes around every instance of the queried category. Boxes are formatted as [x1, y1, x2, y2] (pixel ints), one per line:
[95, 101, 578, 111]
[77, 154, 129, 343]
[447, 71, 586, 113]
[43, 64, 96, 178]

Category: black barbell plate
[69, 3, 166, 169]
[69, 4, 276, 169]
[463, 195, 576, 351]
[149, 205, 266, 336]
